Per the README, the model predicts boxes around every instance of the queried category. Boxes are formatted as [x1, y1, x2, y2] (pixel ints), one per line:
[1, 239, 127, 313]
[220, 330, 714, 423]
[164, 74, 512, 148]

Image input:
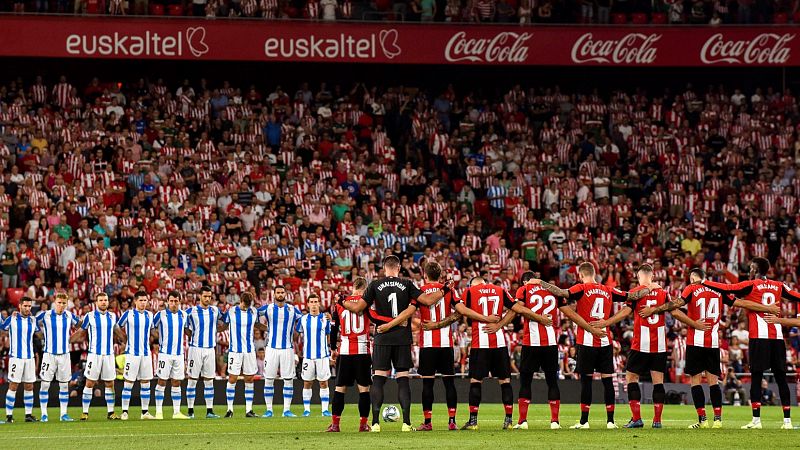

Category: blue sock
[264, 379, 274, 411]
[140, 382, 151, 413]
[226, 382, 236, 411]
[283, 384, 294, 412]
[105, 387, 115, 413]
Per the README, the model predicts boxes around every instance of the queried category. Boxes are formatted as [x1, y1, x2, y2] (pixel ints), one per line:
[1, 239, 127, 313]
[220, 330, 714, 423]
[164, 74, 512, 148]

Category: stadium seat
[774, 12, 788, 23]
[375, 0, 391, 11]
[474, 199, 490, 220]
[452, 178, 466, 194]
[168, 4, 183, 15]
[6, 288, 24, 308]
[612, 13, 627, 24]
[149, 3, 165, 15]
[651, 12, 667, 23]
[631, 12, 647, 24]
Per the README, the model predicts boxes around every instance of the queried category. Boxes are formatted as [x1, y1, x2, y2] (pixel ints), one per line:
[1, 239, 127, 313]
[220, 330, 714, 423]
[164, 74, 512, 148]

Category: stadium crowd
[4, 0, 800, 24]
[0, 72, 800, 404]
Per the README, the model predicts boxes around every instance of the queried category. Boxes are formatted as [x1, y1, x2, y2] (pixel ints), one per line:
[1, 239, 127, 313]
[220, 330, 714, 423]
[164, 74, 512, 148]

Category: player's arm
[558, 303, 605, 338]
[511, 302, 552, 326]
[529, 279, 569, 298]
[340, 295, 368, 313]
[702, 279, 753, 296]
[640, 295, 686, 318]
[416, 282, 452, 306]
[764, 314, 800, 327]
[591, 305, 632, 329]
[376, 304, 417, 333]
[624, 285, 656, 302]
[329, 307, 340, 345]
[670, 309, 710, 331]
[733, 298, 780, 315]
[781, 285, 800, 303]
[422, 311, 462, 331]
[453, 302, 498, 323]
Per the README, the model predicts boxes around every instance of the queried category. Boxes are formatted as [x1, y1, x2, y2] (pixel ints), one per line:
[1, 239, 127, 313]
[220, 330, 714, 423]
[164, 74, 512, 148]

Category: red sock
[713, 407, 721, 418]
[606, 404, 615, 412]
[629, 400, 641, 421]
[424, 410, 432, 420]
[469, 405, 479, 413]
[696, 407, 706, 419]
[518, 398, 530, 423]
[333, 415, 341, 426]
[549, 400, 560, 423]
[752, 402, 761, 411]
[581, 403, 590, 413]
[359, 416, 367, 425]
[448, 408, 456, 419]
[504, 404, 514, 415]
[654, 403, 664, 423]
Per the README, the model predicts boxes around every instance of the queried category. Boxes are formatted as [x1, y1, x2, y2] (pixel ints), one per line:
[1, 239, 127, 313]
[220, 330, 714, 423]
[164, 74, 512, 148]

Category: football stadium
[1, 2, 800, 448]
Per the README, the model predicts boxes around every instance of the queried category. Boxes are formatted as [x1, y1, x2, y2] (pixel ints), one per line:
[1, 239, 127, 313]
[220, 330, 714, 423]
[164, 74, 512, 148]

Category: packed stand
[0, 74, 800, 401]
[4, 0, 800, 24]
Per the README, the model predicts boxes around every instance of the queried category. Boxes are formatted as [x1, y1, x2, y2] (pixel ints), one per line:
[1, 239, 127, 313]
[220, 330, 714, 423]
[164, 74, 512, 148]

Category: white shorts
[156, 354, 185, 381]
[40, 353, 72, 382]
[301, 357, 331, 382]
[265, 348, 296, 380]
[85, 354, 116, 382]
[227, 352, 257, 376]
[187, 347, 216, 379]
[9, 357, 37, 383]
[123, 354, 154, 381]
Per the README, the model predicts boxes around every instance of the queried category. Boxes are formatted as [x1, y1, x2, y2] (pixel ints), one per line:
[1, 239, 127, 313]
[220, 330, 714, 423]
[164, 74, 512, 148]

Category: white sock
[122, 381, 134, 412]
[302, 388, 312, 413]
[39, 381, 51, 417]
[245, 383, 254, 413]
[785, 417, 792, 424]
[226, 382, 236, 412]
[283, 382, 294, 412]
[59, 382, 69, 417]
[171, 386, 182, 414]
[155, 385, 166, 414]
[140, 382, 151, 413]
[264, 379, 274, 411]
[753, 416, 761, 424]
[81, 386, 92, 413]
[23, 390, 34, 415]
[321, 386, 330, 412]
[104, 387, 115, 413]
[5, 389, 15, 416]
[187, 379, 197, 409]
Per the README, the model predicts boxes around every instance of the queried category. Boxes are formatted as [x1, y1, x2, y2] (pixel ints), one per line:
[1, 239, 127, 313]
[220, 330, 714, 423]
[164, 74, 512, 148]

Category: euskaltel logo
[379, 29, 401, 59]
[186, 27, 209, 58]
[65, 26, 209, 58]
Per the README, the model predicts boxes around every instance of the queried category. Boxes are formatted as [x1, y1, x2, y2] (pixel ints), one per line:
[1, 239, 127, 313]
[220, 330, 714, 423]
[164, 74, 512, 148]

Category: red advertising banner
[0, 15, 797, 66]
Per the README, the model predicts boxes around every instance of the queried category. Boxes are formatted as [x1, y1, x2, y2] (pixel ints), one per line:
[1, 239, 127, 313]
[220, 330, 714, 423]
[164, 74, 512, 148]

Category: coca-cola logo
[444, 31, 531, 63]
[571, 32, 661, 65]
[264, 29, 401, 60]
[700, 33, 795, 65]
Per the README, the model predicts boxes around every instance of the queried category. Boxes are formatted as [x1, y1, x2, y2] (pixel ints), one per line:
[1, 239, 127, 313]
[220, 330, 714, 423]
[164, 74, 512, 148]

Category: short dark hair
[689, 268, 706, 280]
[469, 276, 485, 286]
[200, 286, 213, 295]
[424, 261, 442, 282]
[19, 296, 32, 304]
[353, 277, 367, 291]
[168, 290, 181, 300]
[241, 291, 255, 308]
[752, 257, 770, 276]
[274, 285, 286, 292]
[637, 264, 654, 274]
[135, 290, 149, 300]
[520, 271, 535, 283]
[307, 293, 320, 302]
[383, 255, 400, 270]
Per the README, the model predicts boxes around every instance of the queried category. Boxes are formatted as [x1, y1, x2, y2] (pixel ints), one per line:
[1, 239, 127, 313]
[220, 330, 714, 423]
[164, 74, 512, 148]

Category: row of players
[1, 255, 799, 431]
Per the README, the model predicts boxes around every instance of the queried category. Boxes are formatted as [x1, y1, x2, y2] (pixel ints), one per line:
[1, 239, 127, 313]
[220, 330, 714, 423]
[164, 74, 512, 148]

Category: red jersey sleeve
[501, 288, 516, 309]
[703, 279, 753, 296]
[567, 283, 584, 302]
[515, 286, 525, 302]
[781, 284, 800, 302]
[611, 287, 628, 303]
[680, 285, 694, 303]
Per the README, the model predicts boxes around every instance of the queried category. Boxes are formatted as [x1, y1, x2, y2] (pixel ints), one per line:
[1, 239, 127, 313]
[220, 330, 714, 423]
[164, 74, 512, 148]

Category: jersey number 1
[388, 292, 398, 318]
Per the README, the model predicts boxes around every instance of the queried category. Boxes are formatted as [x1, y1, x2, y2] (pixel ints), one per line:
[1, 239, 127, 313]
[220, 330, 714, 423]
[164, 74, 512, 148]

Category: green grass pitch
[2, 404, 798, 449]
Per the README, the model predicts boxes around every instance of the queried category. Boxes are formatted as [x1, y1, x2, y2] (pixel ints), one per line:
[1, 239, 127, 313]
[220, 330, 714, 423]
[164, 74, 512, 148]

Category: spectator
[725, 368, 747, 405]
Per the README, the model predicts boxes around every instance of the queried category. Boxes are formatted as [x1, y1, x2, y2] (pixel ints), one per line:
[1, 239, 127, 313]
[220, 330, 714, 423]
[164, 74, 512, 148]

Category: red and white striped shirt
[417, 282, 456, 348]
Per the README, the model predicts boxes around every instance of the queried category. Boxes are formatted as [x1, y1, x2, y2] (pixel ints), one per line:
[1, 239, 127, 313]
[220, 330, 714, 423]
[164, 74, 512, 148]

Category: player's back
[516, 284, 560, 346]
[570, 282, 619, 347]
[744, 279, 783, 339]
[364, 276, 420, 346]
[629, 286, 668, 353]
[418, 282, 456, 348]
[335, 296, 370, 355]
[463, 283, 512, 349]
[682, 283, 729, 348]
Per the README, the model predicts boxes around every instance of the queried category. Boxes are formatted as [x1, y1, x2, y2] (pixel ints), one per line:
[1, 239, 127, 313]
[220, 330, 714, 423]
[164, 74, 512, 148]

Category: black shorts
[684, 346, 721, 377]
[372, 344, 412, 372]
[335, 354, 372, 387]
[469, 348, 511, 380]
[418, 348, 455, 376]
[749, 338, 786, 373]
[520, 345, 559, 375]
[575, 345, 614, 375]
[625, 350, 667, 375]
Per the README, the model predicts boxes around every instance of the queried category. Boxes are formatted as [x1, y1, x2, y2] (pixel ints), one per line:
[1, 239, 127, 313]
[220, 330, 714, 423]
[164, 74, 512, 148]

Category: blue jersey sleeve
[35, 311, 46, 323]
[117, 310, 129, 327]
[80, 315, 90, 330]
[296, 316, 304, 333]
[70, 313, 79, 326]
[0, 316, 11, 330]
[325, 319, 331, 335]
[153, 311, 162, 327]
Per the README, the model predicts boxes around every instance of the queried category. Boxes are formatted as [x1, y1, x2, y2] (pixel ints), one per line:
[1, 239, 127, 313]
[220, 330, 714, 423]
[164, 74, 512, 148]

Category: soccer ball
[382, 405, 400, 422]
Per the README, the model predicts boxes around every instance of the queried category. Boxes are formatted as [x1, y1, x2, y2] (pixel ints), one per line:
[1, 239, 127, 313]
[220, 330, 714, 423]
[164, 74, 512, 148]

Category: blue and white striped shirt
[154, 309, 188, 356]
[224, 306, 258, 353]
[81, 311, 117, 356]
[1, 313, 38, 359]
[297, 313, 331, 359]
[487, 185, 507, 209]
[259, 303, 301, 350]
[118, 309, 154, 356]
[36, 310, 79, 355]
[186, 305, 221, 349]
